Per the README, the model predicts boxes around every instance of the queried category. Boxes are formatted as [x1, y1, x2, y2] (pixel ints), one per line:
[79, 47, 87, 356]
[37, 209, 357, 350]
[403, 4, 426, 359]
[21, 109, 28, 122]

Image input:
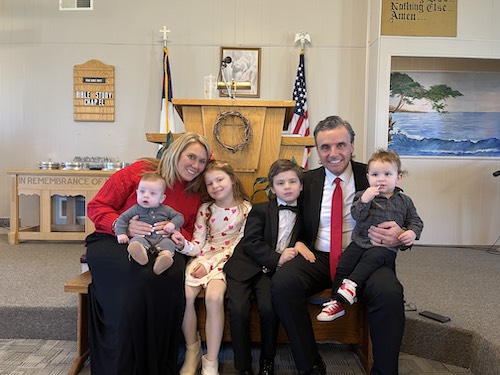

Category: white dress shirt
[275, 197, 298, 254]
[314, 164, 356, 253]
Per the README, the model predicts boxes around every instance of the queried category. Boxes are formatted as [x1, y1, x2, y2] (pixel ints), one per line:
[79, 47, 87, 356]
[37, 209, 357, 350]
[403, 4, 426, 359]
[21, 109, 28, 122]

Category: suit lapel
[269, 199, 280, 248]
[351, 161, 369, 191]
[308, 168, 325, 237]
[289, 213, 302, 245]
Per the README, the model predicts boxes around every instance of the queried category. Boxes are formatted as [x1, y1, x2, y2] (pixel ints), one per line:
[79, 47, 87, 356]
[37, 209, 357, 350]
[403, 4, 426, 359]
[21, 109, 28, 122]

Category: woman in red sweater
[85, 132, 211, 375]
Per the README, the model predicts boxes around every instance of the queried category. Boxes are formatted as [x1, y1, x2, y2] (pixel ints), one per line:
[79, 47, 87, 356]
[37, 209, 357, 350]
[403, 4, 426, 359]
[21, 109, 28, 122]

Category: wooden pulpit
[146, 98, 315, 201]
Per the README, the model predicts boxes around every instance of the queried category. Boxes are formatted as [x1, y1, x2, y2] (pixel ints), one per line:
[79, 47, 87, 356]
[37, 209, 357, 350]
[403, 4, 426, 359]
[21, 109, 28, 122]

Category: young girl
[173, 160, 252, 375]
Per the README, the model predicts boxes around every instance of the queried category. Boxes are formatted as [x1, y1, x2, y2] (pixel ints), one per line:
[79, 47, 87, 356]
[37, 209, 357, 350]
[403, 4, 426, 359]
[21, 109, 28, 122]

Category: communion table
[7, 169, 114, 244]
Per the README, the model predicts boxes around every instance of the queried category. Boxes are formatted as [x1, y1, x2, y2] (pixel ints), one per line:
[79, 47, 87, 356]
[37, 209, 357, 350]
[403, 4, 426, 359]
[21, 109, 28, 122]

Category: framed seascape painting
[219, 47, 261, 98]
[388, 57, 500, 157]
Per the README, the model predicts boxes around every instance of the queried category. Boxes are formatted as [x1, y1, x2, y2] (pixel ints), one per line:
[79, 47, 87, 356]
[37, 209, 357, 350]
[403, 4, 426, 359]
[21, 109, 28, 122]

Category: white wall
[1, 1, 499, 246]
[0, 0, 369, 231]
[367, 0, 500, 245]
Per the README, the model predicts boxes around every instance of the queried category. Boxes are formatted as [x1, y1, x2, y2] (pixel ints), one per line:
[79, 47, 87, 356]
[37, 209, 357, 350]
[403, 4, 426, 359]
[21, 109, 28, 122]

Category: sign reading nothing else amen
[381, 0, 457, 37]
[74, 60, 115, 122]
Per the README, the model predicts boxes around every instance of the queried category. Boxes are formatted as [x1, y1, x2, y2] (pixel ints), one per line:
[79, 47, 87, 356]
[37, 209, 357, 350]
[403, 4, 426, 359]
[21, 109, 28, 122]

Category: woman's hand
[127, 215, 153, 237]
[152, 220, 171, 236]
[367, 221, 402, 247]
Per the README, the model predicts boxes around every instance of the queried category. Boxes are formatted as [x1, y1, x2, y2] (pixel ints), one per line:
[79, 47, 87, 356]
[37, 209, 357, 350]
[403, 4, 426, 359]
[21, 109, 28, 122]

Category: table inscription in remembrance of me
[18, 176, 108, 186]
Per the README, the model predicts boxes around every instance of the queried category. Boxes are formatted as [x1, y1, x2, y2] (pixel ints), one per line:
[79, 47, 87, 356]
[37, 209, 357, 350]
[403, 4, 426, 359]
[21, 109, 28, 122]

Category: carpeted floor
[1, 234, 498, 374]
[0, 339, 473, 375]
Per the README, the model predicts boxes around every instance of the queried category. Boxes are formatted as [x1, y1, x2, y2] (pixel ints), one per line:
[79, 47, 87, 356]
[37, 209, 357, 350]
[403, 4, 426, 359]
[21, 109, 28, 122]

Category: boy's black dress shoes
[299, 358, 326, 375]
[258, 358, 274, 375]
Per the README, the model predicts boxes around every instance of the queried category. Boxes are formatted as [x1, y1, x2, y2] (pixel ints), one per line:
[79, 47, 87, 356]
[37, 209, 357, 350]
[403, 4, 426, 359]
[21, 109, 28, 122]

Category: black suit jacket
[224, 198, 302, 282]
[300, 161, 369, 249]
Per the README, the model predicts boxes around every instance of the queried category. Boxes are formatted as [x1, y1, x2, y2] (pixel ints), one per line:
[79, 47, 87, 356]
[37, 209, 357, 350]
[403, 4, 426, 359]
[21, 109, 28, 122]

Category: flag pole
[157, 26, 174, 158]
[289, 32, 312, 168]
[160, 26, 170, 134]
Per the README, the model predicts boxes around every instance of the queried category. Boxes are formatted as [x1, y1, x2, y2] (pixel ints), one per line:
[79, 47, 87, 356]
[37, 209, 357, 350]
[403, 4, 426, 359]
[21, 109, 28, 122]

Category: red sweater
[87, 160, 201, 241]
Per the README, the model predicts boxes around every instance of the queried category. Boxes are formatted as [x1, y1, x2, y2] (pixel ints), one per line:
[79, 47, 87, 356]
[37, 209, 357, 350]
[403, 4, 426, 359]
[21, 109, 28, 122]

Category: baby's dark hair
[367, 148, 407, 176]
[268, 159, 304, 187]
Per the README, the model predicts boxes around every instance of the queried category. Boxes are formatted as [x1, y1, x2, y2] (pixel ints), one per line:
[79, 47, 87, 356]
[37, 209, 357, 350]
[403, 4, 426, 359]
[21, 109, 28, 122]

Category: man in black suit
[272, 116, 406, 375]
[225, 159, 306, 375]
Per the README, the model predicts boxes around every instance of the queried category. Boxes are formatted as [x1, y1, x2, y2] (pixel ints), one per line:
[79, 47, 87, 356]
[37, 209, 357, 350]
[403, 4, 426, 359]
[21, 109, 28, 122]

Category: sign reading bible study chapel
[74, 60, 115, 122]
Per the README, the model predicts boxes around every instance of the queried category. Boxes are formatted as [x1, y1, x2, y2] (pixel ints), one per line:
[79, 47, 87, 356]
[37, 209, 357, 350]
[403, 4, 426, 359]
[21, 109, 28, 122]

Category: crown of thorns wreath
[213, 111, 253, 153]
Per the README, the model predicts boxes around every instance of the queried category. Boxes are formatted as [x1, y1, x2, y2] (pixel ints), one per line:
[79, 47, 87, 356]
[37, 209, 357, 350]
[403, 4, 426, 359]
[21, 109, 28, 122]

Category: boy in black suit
[224, 159, 313, 375]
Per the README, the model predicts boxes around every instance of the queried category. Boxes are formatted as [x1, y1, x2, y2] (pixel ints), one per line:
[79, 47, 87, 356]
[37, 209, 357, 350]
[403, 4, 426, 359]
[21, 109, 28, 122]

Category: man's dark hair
[313, 115, 356, 144]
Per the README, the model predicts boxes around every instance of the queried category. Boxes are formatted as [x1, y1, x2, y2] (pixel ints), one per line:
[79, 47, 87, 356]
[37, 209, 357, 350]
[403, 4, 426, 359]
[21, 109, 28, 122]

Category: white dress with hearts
[181, 201, 252, 288]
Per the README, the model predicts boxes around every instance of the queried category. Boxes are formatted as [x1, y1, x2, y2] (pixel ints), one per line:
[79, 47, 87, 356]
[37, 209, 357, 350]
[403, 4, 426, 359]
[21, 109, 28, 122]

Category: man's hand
[295, 241, 316, 263]
[368, 221, 402, 248]
[127, 215, 153, 237]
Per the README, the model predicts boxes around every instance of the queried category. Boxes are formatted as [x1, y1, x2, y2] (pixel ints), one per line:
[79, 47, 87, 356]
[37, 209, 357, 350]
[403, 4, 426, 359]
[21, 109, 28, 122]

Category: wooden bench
[64, 271, 91, 375]
[64, 271, 372, 375]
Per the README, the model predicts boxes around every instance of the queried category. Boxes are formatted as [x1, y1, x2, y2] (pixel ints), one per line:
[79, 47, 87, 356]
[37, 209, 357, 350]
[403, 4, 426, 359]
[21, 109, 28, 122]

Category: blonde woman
[86, 133, 211, 375]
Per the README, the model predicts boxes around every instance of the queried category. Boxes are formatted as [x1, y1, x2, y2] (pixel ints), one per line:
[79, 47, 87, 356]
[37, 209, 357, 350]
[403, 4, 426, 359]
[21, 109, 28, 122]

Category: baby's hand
[163, 222, 176, 234]
[117, 234, 129, 244]
[361, 186, 380, 203]
[398, 229, 416, 246]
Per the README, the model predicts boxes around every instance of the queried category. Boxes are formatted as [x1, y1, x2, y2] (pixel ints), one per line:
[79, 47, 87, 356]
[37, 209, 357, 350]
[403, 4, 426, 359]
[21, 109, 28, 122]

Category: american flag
[159, 47, 184, 135]
[287, 53, 310, 167]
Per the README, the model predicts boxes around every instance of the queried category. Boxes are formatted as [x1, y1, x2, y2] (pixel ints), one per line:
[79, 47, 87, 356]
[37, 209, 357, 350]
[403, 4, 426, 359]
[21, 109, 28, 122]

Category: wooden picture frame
[219, 47, 261, 98]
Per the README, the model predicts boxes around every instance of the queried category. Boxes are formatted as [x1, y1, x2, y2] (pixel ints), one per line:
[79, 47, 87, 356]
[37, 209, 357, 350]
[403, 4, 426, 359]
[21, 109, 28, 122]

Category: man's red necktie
[330, 177, 343, 280]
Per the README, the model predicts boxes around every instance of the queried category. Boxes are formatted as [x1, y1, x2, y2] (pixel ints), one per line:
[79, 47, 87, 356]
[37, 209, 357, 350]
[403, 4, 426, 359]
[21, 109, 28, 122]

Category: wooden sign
[74, 60, 115, 122]
[381, 0, 457, 37]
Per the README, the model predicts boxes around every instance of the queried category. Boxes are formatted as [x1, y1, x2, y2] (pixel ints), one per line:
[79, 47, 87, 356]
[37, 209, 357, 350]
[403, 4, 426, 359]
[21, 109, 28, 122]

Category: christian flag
[160, 47, 184, 135]
[287, 52, 310, 168]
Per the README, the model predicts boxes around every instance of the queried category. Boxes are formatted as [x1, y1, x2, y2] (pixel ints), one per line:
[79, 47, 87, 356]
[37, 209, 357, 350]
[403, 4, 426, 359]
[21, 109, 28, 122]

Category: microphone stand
[218, 59, 233, 99]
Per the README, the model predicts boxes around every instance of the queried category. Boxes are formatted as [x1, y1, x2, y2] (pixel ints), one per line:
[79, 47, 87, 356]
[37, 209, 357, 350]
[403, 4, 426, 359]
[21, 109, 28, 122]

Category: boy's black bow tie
[278, 205, 298, 213]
